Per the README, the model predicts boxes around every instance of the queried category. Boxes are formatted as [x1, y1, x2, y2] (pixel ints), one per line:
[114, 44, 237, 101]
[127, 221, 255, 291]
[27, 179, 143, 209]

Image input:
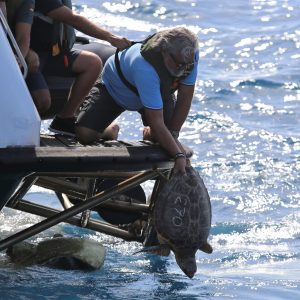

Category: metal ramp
[0, 134, 192, 252]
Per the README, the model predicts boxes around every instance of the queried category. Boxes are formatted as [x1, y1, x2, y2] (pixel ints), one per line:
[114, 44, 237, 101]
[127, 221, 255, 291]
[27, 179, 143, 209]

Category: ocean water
[1, 0, 300, 299]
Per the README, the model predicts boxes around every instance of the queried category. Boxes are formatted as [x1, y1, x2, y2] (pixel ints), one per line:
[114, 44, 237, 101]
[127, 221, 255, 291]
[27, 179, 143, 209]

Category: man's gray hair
[151, 27, 199, 62]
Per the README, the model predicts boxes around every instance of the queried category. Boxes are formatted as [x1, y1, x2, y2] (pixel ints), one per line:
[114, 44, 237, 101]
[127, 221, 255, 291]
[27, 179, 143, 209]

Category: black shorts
[41, 49, 81, 77]
[76, 80, 125, 132]
[26, 49, 81, 92]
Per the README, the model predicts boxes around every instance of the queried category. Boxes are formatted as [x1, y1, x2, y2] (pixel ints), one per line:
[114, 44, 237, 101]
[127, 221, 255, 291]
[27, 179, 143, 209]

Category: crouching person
[75, 27, 199, 174]
[2, 0, 51, 113]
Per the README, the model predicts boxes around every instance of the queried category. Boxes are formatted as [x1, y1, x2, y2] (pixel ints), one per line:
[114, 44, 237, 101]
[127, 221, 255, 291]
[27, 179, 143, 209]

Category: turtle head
[174, 251, 197, 279]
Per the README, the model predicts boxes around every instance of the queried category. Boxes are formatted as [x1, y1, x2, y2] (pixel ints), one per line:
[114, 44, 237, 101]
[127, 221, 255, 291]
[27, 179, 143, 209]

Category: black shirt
[30, 0, 63, 51]
[5, 0, 35, 34]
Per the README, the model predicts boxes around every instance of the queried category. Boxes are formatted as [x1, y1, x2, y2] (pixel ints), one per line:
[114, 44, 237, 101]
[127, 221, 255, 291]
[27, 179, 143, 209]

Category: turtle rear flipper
[133, 244, 171, 256]
[199, 242, 213, 254]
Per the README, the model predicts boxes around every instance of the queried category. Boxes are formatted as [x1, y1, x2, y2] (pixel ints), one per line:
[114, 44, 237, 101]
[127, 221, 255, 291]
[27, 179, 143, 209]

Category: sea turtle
[150, 166, 213, 278]
[6, 234, 106, 270]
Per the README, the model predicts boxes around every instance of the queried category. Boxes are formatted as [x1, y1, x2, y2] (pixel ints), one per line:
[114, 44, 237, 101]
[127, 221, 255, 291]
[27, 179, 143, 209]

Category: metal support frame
[80, 178, 96, 227]
[6, 199, 137, 241]
[6, 174, 38, 208]
[0, 168, 167, 251]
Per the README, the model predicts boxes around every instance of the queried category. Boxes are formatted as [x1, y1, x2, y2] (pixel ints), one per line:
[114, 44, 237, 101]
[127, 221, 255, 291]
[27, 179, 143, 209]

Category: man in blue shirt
[76, 27, 199, 174]
[30, 0, 131, 135]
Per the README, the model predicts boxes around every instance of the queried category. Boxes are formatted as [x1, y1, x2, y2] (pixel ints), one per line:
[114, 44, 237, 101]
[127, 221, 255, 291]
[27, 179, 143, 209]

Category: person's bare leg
[75, 126, 99, 145]
[31, 88, 51, 114]
[101, 123, 119, 140]
[76, 123, 120, 145]
[58, 51, 102, 118]
[143, 126, 157, 142]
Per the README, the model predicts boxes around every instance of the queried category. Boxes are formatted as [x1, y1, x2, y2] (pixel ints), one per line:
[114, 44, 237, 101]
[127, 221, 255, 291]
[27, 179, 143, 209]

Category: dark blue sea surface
[1, 0, 299, 299]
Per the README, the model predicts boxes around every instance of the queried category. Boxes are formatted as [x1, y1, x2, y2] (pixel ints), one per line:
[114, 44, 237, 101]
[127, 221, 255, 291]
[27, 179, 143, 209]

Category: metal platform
[0, 134, 192, 252]
[0, 134, 179, 173]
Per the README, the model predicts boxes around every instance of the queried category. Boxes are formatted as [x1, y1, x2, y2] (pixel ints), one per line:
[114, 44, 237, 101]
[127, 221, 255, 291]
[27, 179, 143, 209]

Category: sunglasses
[169, 52, 195, 70]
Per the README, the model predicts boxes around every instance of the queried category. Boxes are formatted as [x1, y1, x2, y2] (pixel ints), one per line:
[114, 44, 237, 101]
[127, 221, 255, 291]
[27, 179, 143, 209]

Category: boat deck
[0, 134, 189, 174]
[0, 134, 192, 251]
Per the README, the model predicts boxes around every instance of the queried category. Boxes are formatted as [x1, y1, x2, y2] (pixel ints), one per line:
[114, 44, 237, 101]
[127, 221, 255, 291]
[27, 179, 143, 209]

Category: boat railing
[0, 8, 28, 78]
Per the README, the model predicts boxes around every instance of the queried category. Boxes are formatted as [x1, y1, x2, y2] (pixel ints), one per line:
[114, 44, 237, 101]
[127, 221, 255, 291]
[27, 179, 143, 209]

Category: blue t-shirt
[102, 43, 199, 111]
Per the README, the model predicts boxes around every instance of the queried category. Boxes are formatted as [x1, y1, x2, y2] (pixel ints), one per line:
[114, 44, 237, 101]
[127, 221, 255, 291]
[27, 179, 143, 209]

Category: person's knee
[73, 52, 102, 75]
[26, 49, 40, 73]
[87, 53, 102, 73]
[31, 89, 51, 113]
[75, 126, 99, 145]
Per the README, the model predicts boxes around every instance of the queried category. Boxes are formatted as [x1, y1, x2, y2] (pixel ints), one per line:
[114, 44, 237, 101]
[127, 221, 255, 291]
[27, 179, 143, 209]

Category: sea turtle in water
[6, 234, 106, 270]
[147, 166, 213, 278]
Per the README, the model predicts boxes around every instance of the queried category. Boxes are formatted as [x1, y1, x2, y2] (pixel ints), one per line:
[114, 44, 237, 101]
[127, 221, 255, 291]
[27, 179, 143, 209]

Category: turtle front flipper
[199, 242, 213, 254]
[133, 244, 171, 256]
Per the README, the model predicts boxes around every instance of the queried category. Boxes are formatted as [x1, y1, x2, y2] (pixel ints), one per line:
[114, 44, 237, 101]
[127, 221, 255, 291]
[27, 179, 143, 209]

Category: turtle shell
[154, 166, 211, 250]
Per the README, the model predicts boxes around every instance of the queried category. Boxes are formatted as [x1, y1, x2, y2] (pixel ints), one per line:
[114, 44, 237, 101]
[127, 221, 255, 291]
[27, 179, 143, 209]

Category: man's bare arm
[47, 6, 131, 50]
[15, 22, 31, 58]
[168, 84, 195, 132]
[144, 108, 187, 174]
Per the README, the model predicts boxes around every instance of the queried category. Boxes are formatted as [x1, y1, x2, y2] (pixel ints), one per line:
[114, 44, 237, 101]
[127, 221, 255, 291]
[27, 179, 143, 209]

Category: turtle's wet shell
[153, 166, 212, 251]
